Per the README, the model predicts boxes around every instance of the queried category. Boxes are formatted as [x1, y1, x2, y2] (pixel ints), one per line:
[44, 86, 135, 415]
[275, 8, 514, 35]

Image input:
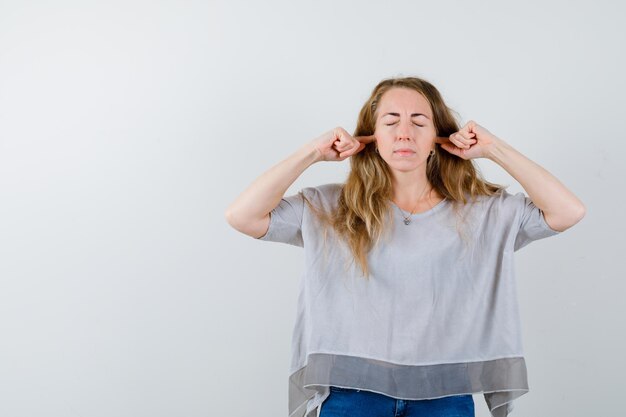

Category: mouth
[393, 149, 416, 156]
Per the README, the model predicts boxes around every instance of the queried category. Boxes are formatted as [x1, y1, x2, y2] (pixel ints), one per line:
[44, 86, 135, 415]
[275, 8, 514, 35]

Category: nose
[396, 120, 413, 141]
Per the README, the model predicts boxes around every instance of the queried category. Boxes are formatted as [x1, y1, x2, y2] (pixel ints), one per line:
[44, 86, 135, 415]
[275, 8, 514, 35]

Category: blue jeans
[319, 386, 475, 417]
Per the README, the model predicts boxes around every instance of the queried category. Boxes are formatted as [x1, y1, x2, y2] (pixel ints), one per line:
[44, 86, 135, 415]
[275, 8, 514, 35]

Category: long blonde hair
[305, 76, 505, 278]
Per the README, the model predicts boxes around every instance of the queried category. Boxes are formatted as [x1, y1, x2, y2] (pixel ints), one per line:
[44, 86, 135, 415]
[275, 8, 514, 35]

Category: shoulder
[452, 188, 522, 220]
[459, 187, 519, 207]
[489, 188, 529, 211]
[469, 188, 534, 226]
[301, 183, 344, 204]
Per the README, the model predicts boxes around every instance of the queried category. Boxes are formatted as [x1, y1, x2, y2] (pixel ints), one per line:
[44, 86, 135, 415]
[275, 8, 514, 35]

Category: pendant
[403, 218, 411, 225]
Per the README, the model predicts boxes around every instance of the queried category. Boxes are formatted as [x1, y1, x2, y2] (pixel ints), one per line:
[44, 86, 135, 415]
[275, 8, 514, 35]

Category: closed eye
[385, 122, 424, 127]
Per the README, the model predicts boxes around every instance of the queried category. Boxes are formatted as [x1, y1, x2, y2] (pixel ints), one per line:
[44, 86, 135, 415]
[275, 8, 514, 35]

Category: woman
[225, 77, 585, 417]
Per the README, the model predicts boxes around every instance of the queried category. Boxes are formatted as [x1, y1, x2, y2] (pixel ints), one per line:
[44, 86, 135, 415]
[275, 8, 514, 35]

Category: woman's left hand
[435, 120, 500, 160]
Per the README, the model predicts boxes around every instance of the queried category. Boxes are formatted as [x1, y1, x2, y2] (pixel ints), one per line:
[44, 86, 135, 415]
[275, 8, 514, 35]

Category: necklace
[395, 184, 433, 225]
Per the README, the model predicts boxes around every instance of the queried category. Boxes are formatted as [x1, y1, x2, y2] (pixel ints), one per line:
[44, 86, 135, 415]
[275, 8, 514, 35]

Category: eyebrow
[382, 112, 430, 119]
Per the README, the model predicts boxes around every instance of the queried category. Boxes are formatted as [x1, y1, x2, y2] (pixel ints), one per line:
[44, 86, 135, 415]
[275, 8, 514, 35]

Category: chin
[387, 162, 424, 172]
[389, 164, 420, 172]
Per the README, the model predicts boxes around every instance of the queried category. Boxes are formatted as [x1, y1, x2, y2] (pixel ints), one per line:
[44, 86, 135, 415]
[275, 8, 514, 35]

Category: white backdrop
[0, 1, 624, 416]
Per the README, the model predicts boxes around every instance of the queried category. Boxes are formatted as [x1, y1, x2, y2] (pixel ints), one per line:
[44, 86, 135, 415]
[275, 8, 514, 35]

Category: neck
[391, 169, 434, 205]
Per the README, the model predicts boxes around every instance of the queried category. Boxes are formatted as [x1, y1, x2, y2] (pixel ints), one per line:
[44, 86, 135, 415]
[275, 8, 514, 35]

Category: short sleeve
[507, 191, 562, 252]
[255, 191, 305, 247]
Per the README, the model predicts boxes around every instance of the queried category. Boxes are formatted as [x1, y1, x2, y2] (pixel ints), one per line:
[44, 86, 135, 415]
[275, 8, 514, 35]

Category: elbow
[568, 201, 587, 226]
[575, 203, 587, 222]
[225, 207, 252, 234]
[545, 202, 586, 232]
[225, 207, 269, 239]
[567, 203, 587, 228]
[565, 204, 587, 231]
[224, 208, 240, 230]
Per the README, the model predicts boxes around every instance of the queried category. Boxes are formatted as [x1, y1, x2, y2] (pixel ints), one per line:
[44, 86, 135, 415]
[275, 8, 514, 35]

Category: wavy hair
[305, 76, 505, 279]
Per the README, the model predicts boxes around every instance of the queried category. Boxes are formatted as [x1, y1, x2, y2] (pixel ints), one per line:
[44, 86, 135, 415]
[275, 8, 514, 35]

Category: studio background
[0, 1, 623, 416]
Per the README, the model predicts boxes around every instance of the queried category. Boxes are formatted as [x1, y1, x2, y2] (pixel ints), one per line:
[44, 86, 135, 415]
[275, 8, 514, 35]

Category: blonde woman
[225, 77, 585, 417]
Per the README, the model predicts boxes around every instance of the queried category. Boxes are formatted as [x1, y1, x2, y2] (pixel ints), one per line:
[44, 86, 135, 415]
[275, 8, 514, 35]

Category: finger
[336, 140, 353, 152]
[354, 134, 376, 144]
[435, 133, 474, 143]
[458, 138, 477, 149]
[340, 142, 358, 158]
[334, 137, 350, 149]
[336, 142, 351, 155]
[440, 142, 460, 156]
[453, 133, 474, 149]
[353, 137, 367, 148]
[339, 149, 352, 158]
[436, 134, 475, 149]
[342, 141, 364, 158]
[450, 134, 467, 149]
[434, 136, 451, 144]
[338, 134, 356, 148]
[441, 143, 459, 155]
[455, 132, 473, 144]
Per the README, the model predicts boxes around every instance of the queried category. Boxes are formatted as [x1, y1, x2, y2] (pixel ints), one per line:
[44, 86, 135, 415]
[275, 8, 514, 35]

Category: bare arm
[437, 120, 586, 232]
[225, 128, 374, 238]
[225, 143, 321, 238]
[486, 139, 586, 232]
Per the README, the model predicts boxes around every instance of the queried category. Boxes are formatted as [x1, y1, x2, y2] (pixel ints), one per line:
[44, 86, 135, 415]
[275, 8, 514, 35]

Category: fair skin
[225, 87, 585, 238]
[373, 87, 444, 212]
[224, 128, 371, 238]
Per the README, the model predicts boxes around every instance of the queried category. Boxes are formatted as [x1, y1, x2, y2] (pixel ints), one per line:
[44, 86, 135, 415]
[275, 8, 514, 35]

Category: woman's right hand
[310, 127, 376, 162]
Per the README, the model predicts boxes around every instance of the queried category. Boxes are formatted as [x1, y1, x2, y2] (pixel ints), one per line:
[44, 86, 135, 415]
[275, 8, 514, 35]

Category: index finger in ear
[354, 134, 376, 143]
[434, 136, 451, 144]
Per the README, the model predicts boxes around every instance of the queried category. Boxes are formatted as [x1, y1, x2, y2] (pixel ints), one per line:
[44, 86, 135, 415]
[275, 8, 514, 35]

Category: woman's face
[374, 87, 437, 173]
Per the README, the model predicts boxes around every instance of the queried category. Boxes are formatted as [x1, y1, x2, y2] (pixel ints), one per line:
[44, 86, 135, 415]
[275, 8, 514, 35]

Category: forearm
[486, 139, 586, 229]
[225, 142, 321, 224]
